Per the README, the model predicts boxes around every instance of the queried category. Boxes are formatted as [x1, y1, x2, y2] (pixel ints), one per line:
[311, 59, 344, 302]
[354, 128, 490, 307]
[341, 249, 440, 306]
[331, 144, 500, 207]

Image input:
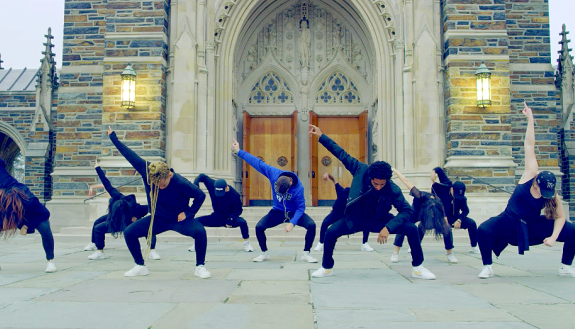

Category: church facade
[1, 0, 573, 228]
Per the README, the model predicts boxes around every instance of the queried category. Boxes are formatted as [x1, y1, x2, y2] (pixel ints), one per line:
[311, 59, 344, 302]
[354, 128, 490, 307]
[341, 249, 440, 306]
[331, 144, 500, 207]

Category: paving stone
[410, 307, 521, 322]
[500, 304, 575, 329]
[226, 268, 309, 281]
[511, 276, 575, 302]
[458, 283, 569, 305]
[227, 280, 309, 304]
[6, 271, 106, 288]
[0, 288, 57, 308]
[392, 264, 512, 284]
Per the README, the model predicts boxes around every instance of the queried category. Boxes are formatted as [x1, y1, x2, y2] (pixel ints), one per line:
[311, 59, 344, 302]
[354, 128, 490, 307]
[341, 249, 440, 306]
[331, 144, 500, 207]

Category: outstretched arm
[310, 125, 363, 175]
[544, 194, 566, 247]
[520, 102, 538, 184]
[193, 173, 215, 191]
[233, 138, 281, 180]
[107, 126, 148, 178]
[391, 168, 414, 191]
[95, 160, 122, 199]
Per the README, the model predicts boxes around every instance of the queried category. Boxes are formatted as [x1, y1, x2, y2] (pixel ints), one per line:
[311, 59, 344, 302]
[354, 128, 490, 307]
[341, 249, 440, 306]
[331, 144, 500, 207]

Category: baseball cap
[214, 179, 227, 197]
[452, 181, 466, 200]
[536, 171, 556, 199]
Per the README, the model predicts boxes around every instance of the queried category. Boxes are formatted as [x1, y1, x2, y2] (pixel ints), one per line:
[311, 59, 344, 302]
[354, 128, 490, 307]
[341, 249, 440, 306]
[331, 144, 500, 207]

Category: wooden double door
[242, 110, 367, 206]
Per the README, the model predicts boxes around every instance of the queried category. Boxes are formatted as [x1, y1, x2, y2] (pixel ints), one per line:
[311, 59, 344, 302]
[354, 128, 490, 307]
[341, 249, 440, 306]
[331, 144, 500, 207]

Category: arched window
[315, 72, 361, 104]
[248, 72, 294, 104]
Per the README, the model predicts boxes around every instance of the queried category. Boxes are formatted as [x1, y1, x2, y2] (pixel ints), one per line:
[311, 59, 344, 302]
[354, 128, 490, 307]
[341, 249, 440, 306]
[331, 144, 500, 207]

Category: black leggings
[478, 212, 575, 265]
[319, 211, 370, 244]
[124, 215, 207, 266]
[322, 216, 424, 269]
[92, 215, 157, 251]
[255, 209, 316, 252]
[197, 213, 249, 239]
[394, 224, 455, 251]
[36, 219, 54, 260]
[450, 216, 478, 247]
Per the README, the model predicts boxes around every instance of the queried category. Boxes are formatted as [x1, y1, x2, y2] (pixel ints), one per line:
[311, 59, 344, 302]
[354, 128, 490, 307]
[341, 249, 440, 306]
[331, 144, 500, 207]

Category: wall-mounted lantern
[121, 63, 136, 109]
[475, 62, 491, 108]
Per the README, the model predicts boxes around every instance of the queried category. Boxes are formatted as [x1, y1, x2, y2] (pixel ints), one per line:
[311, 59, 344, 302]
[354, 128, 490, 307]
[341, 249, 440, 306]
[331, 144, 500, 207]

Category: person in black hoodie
[85, 160, 158, 260]
[188, 174, 254, 252]
[107, 126, 210, 278]
[449, 181, 479, 254]
[0, 158, 56, 273]
[309, 125, 436, 279]
[313, 173, 372, 252]
[390, 168, 452, 263]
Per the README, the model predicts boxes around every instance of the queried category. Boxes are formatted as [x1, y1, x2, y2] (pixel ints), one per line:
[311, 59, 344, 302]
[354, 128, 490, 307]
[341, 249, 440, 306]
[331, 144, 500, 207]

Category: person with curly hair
[477, 102, 575, 279]
[84, 159, 158, 261]
[0, 158, 56, 273]
[390, 168, 452, 263]
[309, 125, 436, 279]
[107, 126, 210, 278]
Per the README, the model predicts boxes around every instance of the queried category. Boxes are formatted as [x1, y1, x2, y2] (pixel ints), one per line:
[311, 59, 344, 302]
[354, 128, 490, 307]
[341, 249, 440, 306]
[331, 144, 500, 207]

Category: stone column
[299, 86, 311, 205]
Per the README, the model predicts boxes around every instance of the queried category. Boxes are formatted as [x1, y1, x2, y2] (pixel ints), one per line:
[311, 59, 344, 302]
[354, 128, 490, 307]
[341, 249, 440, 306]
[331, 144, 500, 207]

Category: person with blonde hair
[0, 158, 56, 273]
[477, 102, 575, 279]
[107, 127, 210, 278]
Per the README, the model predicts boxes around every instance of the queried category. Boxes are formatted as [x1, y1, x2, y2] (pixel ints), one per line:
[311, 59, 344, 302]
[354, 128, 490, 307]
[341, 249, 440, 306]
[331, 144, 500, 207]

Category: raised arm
[391, 168, 415, 191]
[107, 127, 148, 177]
[310, 125, 363, 175]
[520, 102, 538, 184]
[193, 173, 215, 191]
[232, 138, 281, 180]
[95, 161, 122, 199]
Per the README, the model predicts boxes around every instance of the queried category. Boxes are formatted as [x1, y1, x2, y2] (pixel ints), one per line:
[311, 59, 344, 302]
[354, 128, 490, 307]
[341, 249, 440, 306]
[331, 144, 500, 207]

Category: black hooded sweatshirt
[194, 174, 242, 225]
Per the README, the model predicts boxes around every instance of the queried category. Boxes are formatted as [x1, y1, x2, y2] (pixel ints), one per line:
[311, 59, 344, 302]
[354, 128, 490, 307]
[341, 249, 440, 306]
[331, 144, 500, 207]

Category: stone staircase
[53, 193, 510, 244]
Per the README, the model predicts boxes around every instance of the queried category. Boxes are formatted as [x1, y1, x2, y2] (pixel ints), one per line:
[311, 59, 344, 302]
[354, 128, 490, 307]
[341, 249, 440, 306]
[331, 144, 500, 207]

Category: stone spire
[556, 24, 573, 88]
[36, 27, 58, 89]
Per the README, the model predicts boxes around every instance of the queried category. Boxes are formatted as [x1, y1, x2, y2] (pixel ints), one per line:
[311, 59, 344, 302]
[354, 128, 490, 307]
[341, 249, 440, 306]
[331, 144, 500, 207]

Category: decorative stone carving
[248, 72, 294, 104]
[298, 19, 311, 69]
[315, 72, 361, 104]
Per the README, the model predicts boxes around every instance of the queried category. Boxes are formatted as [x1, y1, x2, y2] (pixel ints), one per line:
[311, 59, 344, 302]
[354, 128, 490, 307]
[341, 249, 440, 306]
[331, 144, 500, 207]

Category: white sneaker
[447, 253, 458, 263]
[148, 250, 161, 260]
[124, 264, 149, 277]
[188, 244, 195, 252]
[390, 253, 399, 263]
[194, 265, 211, 279]
[407, 248, 411, 253]
[84, 242, 96, 251]
[253, 252, 270, 262]
[45, 261, 57, 273]
[311, 267, 333, 278]
[478, 265, 494, 279]
[88, 250, 106, 260]
[558, 265, 575, 277]
[470, 246, 480, 254]
[301, 251, 318, 263]
[412, 265, 435, 280]
[244, 241, 254, 252]
[314, 242, 324, 252]
[361, 243, 374, 252]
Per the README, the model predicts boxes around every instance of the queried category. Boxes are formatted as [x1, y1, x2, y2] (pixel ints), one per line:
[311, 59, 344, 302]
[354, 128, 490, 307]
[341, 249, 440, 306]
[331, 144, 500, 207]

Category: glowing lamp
[475, 62, 491, 108]
[121, 64, 136, 109]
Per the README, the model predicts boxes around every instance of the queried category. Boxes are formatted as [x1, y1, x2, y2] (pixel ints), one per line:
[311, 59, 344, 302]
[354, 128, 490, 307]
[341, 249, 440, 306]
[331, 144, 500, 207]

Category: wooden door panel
[242, 112, 251, 206]
[317, 117, 360, 202]
[248, 117, 292, 205]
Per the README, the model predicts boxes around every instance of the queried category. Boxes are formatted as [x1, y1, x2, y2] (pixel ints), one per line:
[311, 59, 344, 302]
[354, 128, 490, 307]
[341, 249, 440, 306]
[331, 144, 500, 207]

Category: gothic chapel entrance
[235, 0, 374, 206]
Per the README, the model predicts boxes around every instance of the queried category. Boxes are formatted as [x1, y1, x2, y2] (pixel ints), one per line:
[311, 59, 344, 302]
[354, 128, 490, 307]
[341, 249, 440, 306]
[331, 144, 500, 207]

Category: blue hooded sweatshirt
[238, 150, 306, 225]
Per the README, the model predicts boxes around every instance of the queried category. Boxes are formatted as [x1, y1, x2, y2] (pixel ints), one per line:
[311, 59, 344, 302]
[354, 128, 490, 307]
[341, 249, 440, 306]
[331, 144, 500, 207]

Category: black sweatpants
[394, 224, 455, 251]
[92, 215, 157, 251]
[197, 213, 249, 239]
[255, 209, 316, 252]
[449, 216, 478, 247]
[319, 211, 370, 244]
[36, 219, 55, 260]
[323, 216, 424, 269]
[124, 215, 207, 266]
[478, 212, 575, 265]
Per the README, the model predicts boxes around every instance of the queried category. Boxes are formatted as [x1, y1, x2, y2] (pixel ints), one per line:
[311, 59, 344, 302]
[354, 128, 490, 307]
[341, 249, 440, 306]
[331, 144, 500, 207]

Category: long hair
[144, 161, 169, 258]
[0, 186, 28, 239]
[108, 199, 132, 238]
[532, 179, 559, 220]
[419, 197, 451, 240]
[147, 162, 170, 185]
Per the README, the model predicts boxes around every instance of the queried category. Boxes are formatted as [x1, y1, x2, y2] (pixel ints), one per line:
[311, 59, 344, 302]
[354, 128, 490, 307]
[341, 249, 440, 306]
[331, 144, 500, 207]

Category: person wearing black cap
[232, 139, 318, 263]
[85, 160, 157, 261]
[188, 174, 254, 252]
[477, 102, 575, 278]
[450, 181, 479, 254]
[428, 167, 458, 262]
[309, 125, 435, 279]
[313, 173, 373, 252]
[391, 168, 452, 263]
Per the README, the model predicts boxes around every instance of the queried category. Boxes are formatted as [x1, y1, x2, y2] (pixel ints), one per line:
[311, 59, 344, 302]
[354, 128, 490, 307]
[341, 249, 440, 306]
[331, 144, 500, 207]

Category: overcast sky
[0, 0, 573, 69]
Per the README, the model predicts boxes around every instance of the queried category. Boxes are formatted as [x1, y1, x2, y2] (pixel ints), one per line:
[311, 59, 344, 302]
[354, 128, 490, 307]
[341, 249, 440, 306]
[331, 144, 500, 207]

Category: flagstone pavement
[1, 235, 574, 329]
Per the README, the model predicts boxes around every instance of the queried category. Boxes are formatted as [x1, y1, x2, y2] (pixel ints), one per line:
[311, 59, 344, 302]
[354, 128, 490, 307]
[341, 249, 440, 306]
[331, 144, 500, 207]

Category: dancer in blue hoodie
[232, 139, 317, 263]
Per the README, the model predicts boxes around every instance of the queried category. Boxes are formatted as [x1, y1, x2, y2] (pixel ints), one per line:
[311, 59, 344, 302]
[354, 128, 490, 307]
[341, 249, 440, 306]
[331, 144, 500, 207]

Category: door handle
[312, 171, 315, 178]
[245, 171, 248, 178]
